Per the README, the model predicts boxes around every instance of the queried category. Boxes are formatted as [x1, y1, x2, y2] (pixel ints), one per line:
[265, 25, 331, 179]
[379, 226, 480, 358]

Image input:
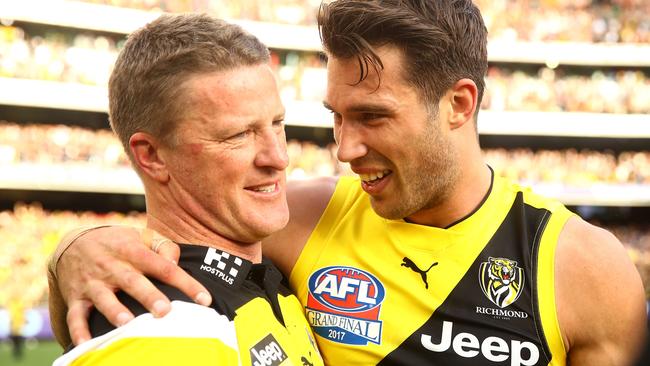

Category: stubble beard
[372, 118, 459, 220]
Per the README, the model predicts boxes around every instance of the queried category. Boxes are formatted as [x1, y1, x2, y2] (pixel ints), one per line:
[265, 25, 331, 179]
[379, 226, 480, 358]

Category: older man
[52, 13, 322, 366]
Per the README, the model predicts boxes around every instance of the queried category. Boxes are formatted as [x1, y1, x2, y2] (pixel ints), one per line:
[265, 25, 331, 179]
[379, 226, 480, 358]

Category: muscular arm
[262, 176, 338, 276]
[556, 217, 647, 365]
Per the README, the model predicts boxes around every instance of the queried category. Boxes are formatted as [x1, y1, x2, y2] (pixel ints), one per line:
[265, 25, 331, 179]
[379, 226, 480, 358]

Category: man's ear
[448, 78, 478, 130]
[129, 132, 169, 183]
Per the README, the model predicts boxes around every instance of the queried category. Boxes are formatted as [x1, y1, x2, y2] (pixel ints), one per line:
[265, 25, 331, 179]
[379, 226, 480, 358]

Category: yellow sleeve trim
[537, 207, 574, 365]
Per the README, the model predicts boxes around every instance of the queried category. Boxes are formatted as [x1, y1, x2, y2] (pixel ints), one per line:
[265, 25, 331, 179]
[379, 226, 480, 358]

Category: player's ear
[129, 132, 170, 183]
[448, 78, 478, 130]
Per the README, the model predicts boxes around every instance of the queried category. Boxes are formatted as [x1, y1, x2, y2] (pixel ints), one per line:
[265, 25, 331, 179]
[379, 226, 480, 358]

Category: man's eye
[361, 113, 382, 121]
[230, 130, 250, 140]
[272, 119, 285, 128]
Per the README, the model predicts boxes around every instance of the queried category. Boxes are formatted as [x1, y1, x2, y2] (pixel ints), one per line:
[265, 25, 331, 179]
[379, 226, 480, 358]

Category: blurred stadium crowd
[75, 0, 650, 43]
[0, 203, 144, 310]
[2, 27, 650, 113]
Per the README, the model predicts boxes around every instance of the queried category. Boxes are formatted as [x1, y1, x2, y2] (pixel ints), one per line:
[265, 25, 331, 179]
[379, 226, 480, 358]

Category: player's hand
[57, 226, 212, 345]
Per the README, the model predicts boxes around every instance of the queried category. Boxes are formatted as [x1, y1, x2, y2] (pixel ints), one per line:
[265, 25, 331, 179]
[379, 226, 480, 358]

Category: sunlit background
[1, 0, 649, 364]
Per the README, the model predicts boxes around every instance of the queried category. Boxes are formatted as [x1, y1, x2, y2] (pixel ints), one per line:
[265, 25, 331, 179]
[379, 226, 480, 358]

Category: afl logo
[306, 266, 385, 346]
[309, 266, 385, 312]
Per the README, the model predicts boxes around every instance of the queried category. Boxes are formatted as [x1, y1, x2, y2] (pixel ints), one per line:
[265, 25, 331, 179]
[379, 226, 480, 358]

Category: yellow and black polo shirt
[290, 170, 574, 365]
[54, 244, 323, 366]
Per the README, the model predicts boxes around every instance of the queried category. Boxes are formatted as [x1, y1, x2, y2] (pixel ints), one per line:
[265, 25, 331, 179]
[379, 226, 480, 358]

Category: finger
[140, 227, 154, 249]
[122, 243, 212, 307]
[67, 300, 93, 345]
[156, 239, 181, 264]
[145, 254, 212, 307]
[115, 269, 172, 318]
[140, 228, 180, 264]
[102, 243, 174, 318]
[112, 237, 211, 309]
[85, 281, 134, 327]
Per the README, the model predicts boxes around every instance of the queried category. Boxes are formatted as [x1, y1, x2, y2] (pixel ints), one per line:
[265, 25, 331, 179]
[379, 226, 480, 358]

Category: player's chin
[246, 205, 290, 238]
[369, 197, 407, 221]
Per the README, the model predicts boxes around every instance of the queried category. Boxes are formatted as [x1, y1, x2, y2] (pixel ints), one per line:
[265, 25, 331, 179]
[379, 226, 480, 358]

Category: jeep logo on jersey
[306, 266, 385, 346]
[421, 321, 540, 366]
[250, 334, 287, 366]
[479, 257, 524, 308]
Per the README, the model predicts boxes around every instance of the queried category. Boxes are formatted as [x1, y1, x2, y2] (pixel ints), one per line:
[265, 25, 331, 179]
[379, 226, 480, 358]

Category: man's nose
[256, 130, 289, 170]
[335, 121, 368, 163]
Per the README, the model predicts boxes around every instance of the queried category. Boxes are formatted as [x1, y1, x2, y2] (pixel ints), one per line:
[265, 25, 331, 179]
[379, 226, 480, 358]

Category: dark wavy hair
[319, 0, 487, 116]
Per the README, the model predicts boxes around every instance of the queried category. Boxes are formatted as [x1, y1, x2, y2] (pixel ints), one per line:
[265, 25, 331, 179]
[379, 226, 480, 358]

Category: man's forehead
[324, 47, 411, 112]
[189, 66, 275, 95]
[181, 67, 283, 124]
[326, 45, 407, 82]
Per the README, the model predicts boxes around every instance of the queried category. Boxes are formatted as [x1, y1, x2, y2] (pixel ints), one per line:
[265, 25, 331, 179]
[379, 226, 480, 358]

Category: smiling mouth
[246, 182, 278, 193]
[359, 170, 392, 184]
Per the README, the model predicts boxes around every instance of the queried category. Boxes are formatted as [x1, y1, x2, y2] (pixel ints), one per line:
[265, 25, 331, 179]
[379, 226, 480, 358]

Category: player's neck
[405, 162, 492, 228]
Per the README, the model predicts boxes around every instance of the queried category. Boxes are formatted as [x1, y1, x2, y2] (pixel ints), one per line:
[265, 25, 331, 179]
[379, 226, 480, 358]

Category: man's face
[162, 64, 289, 243]
[324, 46, 459, 220]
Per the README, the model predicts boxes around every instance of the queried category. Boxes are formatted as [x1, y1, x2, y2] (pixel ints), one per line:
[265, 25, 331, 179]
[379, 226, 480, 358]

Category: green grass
[0, 339, 62, 366]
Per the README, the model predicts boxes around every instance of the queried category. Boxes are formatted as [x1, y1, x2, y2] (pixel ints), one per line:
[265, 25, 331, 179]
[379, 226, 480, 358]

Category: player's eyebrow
[323, 101, 336, 113]
[323, 101, 394, 114]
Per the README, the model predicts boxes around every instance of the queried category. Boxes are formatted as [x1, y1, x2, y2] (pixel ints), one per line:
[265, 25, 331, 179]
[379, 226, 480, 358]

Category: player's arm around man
[555, 216, 646, 365]
[47, 177, 336, 346]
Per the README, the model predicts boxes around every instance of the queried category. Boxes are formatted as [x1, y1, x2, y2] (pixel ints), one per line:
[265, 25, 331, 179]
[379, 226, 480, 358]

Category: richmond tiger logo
[479, 257, 524, 308]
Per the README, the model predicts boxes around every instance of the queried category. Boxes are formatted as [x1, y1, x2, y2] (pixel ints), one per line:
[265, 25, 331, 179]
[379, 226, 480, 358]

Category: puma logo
[401, 257, 438, 289]
[301, 356, 314, 366]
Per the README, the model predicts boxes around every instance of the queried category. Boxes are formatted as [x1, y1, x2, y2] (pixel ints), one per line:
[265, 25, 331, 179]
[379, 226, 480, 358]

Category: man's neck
[144, 197, 262, 263]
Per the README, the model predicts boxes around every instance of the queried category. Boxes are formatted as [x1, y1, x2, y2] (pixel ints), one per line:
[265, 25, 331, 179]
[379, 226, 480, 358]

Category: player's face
[325, 46, 459, 220]
[162, 64, 289, 243]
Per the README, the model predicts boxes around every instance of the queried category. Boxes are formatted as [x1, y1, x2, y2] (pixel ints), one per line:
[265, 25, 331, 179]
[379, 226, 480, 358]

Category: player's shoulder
[286, 176, 341, 226]
[558, 216, 629, 271]
[289, 175, 369, 226]
[263, 177, 340, 275]
[555, 216, 646, 361]
[287, 176, 340, 202]
[556, 216, 639, 295]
